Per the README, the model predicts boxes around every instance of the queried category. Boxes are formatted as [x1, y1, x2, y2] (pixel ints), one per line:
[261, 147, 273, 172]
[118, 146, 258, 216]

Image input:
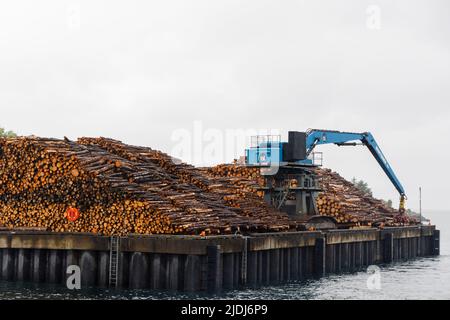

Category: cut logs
[0, 136, 291, 236]
[0, 137, 416, 236]
[315, 168, 418, 227]
[206, 164, 418, 228]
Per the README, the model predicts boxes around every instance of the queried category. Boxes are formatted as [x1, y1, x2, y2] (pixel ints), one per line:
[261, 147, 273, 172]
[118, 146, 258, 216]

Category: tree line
[0, 127, 16, 138]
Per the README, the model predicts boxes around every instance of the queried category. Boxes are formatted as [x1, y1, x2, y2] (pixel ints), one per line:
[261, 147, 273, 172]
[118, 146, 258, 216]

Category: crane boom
[305, 129, 405, 196]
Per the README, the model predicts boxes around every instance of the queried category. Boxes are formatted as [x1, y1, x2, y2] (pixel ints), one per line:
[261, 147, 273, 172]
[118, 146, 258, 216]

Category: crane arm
[306, 129, 406, 212]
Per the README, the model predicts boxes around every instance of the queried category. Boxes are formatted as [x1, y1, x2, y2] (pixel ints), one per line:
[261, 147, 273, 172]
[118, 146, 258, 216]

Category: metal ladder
[276, 183, 291, 209]
[241, 236, 248, 284]
[109, 236, 120, 288]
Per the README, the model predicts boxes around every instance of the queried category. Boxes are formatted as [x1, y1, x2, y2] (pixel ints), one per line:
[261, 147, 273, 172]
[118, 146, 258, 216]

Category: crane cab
[245, 131, 321, 168]
[244, 132, 322, 217]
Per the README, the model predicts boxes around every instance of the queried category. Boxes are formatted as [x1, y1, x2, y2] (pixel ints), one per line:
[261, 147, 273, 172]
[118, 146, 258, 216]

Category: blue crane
[245, 129, 406, 213]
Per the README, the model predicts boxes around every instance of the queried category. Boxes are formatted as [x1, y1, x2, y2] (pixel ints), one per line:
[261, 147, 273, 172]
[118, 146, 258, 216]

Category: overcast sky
[1, 0, 449, 211]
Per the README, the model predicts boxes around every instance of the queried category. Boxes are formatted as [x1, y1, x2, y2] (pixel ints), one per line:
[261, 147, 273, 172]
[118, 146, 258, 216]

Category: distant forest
[351, 177, 426, 221]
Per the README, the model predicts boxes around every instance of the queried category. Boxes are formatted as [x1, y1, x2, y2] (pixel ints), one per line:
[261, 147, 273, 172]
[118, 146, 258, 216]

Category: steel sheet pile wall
[0, 226, 440, 292]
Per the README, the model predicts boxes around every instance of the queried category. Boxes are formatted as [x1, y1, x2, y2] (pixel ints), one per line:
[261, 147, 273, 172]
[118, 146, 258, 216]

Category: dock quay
[0, 225, 440, 292]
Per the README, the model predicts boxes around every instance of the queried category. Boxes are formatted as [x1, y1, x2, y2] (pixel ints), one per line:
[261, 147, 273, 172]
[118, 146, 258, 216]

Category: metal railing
[309, 152, 323, 166]
[250, 135, 281, 148]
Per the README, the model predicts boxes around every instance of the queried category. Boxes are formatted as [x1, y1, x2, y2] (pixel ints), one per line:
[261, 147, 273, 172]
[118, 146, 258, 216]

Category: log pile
[315, 168, 418, 226]
[207, 164, 418, 227]
[208, 164, 261, 180]
[315, 194, 380, 226]
[0, 136, 291, 236]
[317, 168, 397, 215]
[0, 136, 416, 235]
[78, 138, 291, 232]
[204, 164, 265, 198]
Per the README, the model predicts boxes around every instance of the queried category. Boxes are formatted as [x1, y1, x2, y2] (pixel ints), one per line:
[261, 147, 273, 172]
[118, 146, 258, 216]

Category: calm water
[0, 210, 448, 300]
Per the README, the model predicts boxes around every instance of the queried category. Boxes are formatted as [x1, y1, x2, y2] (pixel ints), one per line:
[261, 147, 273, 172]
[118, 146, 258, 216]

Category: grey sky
[1, 1, 449, 211]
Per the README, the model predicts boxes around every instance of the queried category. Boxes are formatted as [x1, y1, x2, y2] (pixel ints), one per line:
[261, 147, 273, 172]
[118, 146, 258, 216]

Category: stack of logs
[206, 164, 417, 227]
[0, 136, 291, 236]
[204, 164, 265, 198]
[315, 168, 414, 226]
[0, 136, 416, 235]
[78, 138, 291, 232]
[316, 194, 365, 226]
